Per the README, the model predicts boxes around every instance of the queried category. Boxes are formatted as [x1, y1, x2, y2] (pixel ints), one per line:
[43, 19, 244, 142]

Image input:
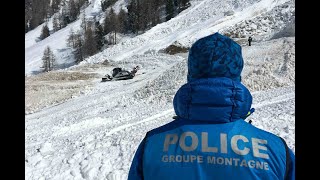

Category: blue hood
[187, 33, 243, 82]
[173, 77, 252, 123]
[129, 33, 294, 180]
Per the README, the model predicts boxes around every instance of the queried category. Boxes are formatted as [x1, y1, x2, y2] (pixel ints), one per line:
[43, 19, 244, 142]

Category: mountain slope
[25, 37, 295, 179]
[25, 0, 294, 75]
[25, 0, 295, 179]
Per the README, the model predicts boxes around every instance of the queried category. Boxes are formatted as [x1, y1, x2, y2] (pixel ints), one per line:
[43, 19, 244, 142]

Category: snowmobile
[101, 66, 140, 82]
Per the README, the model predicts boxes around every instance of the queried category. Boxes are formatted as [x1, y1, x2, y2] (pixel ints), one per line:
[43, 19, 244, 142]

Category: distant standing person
[248, 36, 252, 46]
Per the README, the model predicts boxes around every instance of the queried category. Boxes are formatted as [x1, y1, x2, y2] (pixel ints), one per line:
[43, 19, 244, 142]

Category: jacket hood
[173, 78, 252, 123]
[187, 32, 243, 82]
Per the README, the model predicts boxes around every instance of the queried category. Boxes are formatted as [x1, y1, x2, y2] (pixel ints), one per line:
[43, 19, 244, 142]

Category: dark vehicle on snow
[102, 66, 140, 82]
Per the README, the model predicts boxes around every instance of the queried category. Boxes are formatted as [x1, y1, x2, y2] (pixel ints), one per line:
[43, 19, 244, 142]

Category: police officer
[128, 33, 295, 180]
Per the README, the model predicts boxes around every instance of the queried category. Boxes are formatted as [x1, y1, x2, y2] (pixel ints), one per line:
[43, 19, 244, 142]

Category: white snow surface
[25, 0, 295, 179]
[25, 37, 295, 180]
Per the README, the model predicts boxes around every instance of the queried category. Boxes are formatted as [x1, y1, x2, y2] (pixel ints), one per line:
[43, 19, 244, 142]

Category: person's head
[187, 32, 243, 82]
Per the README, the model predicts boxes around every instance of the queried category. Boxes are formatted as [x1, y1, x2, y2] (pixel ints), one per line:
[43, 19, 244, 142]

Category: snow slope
[25, 0, 295, 179]
[25, 0, 294, 75]
[25, 0, 106, 75]
[25, 37, 294, 180]
[85, 0, 293, 63]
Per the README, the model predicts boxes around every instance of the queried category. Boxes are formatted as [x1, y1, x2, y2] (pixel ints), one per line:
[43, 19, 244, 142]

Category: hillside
[25, 0, 294, 74]
[25, 0, 295, 179]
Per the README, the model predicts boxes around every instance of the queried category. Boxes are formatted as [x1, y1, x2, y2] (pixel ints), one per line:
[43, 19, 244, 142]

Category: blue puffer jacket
[128, 33, 295, 180]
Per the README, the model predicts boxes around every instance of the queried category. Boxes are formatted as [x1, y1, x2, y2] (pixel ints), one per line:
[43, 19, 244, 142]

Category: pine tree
[25, 0, 32, 33]
[117, 8, 128, 33]
[179, 0, 190, 12]
[83, 24, 98, 57]
[101, 0, 118, 11]
[42, 46, 56, 72]
[31, 0, 41, 26]
[42, 47, 50, 72]
[81, 12, 87, 32]
[67, 28, 76, 48]
[51, 0, 61, 15]
[149, 0, 160, 27]
[108, 8, 118, 44]
[103, 10, 111, 35]
[73, 32, 84, 63]
[52, 14, 60, 32]
[127, 0, 144, 34]
[94, 21, 104, 50]
[29, 0, 48, 29]
[101, 0, 107, 12]
[40, 24, 50, 40]
[141, 0, 150, 30]
[59, 8, 68, 28]
[77, 0, 88, 13]
[127, 0, 138, 33]
[49, 49, 56, 70]
[80, 0, 89, 10]
[69, 0, 78, 22]
[25, 22, 29, 33]
[136, 0, 143, 32]
[166, 0, 174, 21]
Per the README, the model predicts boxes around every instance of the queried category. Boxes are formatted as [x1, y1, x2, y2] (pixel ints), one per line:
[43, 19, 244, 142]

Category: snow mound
[220, 0, 295, 42]
[242, 37, 295, 91]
